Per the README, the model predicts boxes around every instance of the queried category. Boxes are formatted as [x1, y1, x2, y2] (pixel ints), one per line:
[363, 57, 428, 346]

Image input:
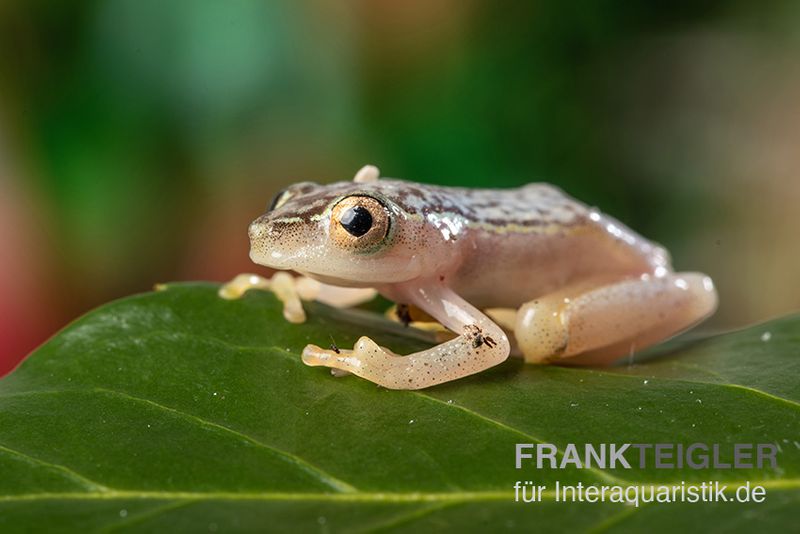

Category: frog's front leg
[516, 272, 717, 365]
[219, 273, 377, 323]
[219, 272, 307, 323]
[302, 283, 510, 389]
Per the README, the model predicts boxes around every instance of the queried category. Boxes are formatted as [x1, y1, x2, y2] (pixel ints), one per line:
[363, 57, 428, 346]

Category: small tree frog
[221, 165, 717, 390]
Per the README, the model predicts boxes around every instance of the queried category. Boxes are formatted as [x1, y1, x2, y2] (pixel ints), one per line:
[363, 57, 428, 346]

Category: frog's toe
[353, 336, 382, 356]
[301, 343, 359, 370]
[218, 273, 269, 300]
[301, 344, 335, 366]
[302, 337, 393, 375]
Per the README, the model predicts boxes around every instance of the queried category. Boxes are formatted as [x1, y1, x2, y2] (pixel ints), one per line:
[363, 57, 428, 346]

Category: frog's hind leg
[516, 272, 717, 366]
[485, 308, 525, 358]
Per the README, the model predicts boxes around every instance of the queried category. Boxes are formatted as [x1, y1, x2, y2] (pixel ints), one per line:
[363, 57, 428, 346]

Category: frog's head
[248, 166, 439, 287]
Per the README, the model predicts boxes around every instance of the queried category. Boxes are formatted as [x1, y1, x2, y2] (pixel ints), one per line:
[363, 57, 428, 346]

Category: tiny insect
[329, 336, 341, 354]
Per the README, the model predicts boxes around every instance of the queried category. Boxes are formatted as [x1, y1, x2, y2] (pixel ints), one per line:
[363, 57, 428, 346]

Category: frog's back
[383, 180, 671, 308]
[378, 180, 588, 228]
[452, 182, 590, 228]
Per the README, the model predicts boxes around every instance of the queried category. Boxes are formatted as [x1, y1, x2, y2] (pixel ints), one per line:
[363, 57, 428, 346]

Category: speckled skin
[244, 166, 718, 389]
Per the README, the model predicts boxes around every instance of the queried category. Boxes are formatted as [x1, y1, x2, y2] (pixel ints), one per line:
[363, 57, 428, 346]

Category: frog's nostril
[248, 221, 268, 241]
[265, 221, 291, 239]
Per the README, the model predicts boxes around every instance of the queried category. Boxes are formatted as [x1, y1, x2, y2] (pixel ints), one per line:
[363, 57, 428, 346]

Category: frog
[220, 165, 717, 390]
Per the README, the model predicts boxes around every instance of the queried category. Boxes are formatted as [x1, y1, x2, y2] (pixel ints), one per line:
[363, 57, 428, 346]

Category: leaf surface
[0, 283, 797, 532]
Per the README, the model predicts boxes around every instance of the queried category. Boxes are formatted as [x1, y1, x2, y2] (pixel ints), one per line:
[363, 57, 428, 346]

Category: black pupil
[340, 206, 373, 237]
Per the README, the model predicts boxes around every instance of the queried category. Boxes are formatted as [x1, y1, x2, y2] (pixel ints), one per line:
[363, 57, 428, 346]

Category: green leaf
[0, 283, 797, 533]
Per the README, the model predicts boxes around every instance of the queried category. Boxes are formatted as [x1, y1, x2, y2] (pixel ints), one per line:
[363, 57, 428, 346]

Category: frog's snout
[248, 214, 315, 270]
[249, 217, 294, 243]
[248, 220, 266, 242]
[248, 216, 273, 242]
[247, 216, 280, 267]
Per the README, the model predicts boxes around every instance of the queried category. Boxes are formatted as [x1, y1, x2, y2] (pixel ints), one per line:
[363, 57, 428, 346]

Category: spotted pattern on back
[270, 179, 589, 231]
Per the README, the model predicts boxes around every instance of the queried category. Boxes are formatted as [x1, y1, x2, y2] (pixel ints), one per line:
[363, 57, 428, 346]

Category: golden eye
[330, 195, 391, 251]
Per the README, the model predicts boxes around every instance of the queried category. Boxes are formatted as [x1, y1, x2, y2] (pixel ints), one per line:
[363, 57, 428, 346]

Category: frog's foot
[302, 283, 510, 390]
[219, 272, 306, 323]
[516, 272, 718, 365]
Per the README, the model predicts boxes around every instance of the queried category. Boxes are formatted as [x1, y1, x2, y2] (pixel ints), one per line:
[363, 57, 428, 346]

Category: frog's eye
[330, 195, 391, 252]
[340, 206, 372, 237]
[267, 188, 291, 212]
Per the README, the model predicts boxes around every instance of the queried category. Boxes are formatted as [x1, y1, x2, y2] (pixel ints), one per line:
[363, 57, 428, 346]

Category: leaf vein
[0, 388, 356, 494]
[91, 387, 357, 493]
[412, 392, 627, 485]
[0, 478, 797, 504]
[565, 366, 800, 410]
[356, 501, 458, 534]
[0, 443, 109, 492]
[99, 500, 195, 533]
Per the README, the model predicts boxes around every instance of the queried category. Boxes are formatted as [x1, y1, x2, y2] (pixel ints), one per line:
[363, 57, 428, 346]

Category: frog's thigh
[516, 272, 717, 365]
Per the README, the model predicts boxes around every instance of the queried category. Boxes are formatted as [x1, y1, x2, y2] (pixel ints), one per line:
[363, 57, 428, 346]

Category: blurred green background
[1, 1, 799, 374]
